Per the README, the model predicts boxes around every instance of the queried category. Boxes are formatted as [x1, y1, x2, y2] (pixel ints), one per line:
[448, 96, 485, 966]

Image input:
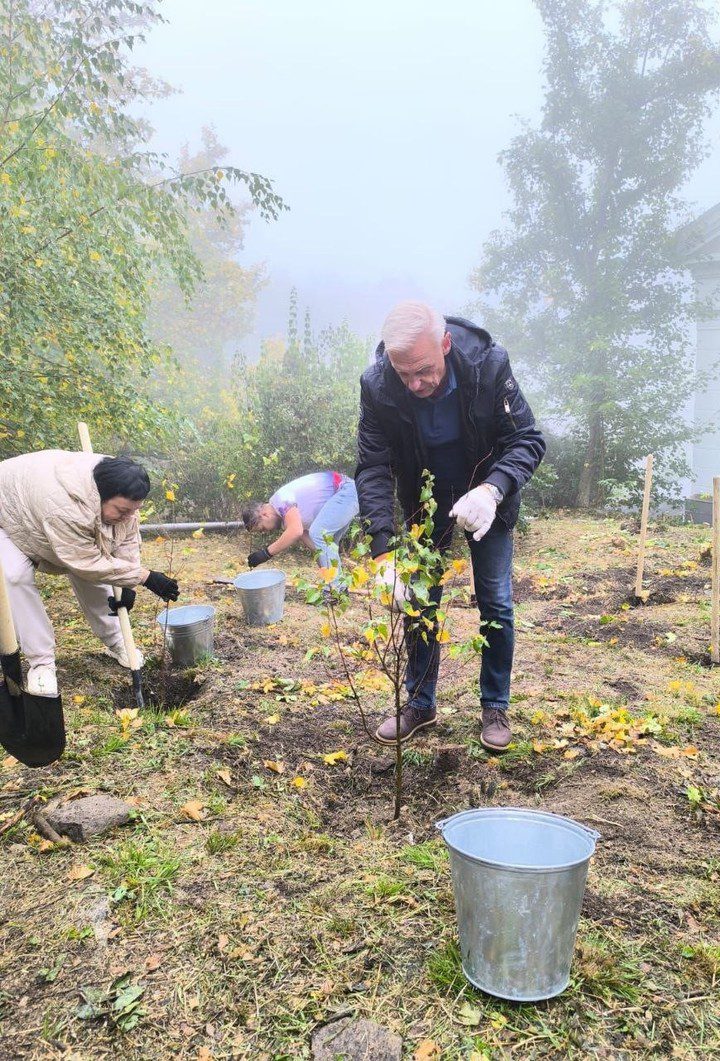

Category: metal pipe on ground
[140, 521, 245, 536]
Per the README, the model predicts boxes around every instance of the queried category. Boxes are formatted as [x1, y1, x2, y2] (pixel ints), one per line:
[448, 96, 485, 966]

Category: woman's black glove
[108, 587, 136, 614]
[247, 547, 272, 568]
[144, 571, 180, 602]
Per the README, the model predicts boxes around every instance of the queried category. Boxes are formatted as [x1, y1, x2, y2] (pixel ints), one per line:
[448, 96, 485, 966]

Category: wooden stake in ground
[712, 476, 720, 665]
[634, 454, 654, 599]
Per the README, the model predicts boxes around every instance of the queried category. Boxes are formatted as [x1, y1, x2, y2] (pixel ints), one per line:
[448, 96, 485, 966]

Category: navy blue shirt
[409, 361, 461, 446]
[410, 362, 468, 509]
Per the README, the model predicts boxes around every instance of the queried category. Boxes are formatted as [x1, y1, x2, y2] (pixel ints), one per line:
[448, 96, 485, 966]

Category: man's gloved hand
[450, 484, 497, 541]
[247, 547, 272, 569]
[374, 556, 413, 611]
[108, 587, 136, 615]
[144, 570, 180, 602]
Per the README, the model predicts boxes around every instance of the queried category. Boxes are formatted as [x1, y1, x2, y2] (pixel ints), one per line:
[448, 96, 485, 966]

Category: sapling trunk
[394, 677, 402, 820]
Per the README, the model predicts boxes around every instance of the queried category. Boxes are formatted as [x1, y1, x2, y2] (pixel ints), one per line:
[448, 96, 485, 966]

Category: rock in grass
[312, 1018, 402, 1060]
[44, 794, 131, 842]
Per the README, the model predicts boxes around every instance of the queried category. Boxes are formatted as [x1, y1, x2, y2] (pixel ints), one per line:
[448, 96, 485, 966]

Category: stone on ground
[312, 1018, 402, 1060]
[44, 794, 131, 842]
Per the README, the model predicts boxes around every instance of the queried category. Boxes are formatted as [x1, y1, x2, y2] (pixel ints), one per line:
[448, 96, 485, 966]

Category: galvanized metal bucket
[233, 569, 286, 626]
[156, 604, 215, 668]
[436, 807, 600, 1002]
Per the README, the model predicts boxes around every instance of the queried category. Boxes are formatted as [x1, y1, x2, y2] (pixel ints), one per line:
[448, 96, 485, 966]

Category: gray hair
[380, 301, 446, 356]
[241, 501, 264, 530]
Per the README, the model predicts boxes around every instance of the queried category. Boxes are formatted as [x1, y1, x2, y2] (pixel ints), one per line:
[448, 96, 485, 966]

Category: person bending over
[0, 450, 180, 695]
[242, 471, 359, 580]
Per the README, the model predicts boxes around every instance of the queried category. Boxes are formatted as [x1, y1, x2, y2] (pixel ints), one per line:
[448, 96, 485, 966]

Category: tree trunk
[577, 412, 605, 508]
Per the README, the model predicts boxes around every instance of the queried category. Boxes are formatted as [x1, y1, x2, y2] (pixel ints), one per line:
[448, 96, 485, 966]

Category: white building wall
[692, 264, 720, 495]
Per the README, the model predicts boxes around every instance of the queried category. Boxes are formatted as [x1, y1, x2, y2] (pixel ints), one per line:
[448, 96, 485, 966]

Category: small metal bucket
[156, 604, 215, 667]
[436, 807, 600, 1002]
[233, 569, 286, 625]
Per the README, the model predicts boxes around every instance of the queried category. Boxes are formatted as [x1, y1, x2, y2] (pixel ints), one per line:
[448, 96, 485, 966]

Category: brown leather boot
[481, 708, 512, 751]
[375, 706, 437, 745]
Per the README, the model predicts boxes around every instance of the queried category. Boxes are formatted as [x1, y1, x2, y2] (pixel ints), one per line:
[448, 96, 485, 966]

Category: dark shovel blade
[131, 667, 145, 710]
[0, 681, 65, 768]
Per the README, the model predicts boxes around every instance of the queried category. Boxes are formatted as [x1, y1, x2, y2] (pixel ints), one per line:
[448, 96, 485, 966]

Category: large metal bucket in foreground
[436, 807, 600, 1002]
[233, 569, 286, 625]
[156, 604, 215, 667]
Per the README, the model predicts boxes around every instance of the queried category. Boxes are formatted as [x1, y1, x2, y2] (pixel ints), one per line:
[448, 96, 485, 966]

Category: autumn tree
[473, 0, 720, 505]
[147, 126, 267, 402]
[0, 0, 284, 458]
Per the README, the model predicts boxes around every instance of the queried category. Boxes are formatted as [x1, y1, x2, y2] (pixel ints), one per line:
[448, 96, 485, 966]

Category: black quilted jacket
[355, 316, 546, 556]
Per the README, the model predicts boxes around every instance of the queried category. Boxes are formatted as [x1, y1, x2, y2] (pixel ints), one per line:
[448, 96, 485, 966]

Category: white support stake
[712, 476, 719, 665]
[634, 455, 654, 599]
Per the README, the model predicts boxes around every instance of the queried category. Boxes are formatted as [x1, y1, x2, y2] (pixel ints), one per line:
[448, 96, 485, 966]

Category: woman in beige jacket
[0, 450, 179, 696]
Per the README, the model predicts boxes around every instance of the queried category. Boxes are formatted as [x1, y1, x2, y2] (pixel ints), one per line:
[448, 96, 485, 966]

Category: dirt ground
[1, 514, 719, 1059]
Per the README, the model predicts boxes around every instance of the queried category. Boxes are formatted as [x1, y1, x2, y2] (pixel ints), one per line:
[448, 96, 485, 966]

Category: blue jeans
[308, 479, 359, 576]
[405, 515, 514, 714]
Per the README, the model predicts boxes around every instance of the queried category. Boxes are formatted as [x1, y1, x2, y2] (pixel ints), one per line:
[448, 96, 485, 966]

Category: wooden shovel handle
[114, 587, 140, 670]
[0, 557, 19, 656]
[77, 422, 141, 671]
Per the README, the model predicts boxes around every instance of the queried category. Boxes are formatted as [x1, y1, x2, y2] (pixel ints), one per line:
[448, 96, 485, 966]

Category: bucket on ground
[233, 569, 286, 626]
[436, 807, 600, 1002]
[156, 604, 215, 667]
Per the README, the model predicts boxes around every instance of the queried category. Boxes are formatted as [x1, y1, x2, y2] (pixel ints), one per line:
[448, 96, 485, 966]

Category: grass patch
[206, 829, 241, 854]
[98, 836, 182, 919]
[427, 940, 466, 995]
[398, 840, 448, 872]
[571, 927, 644, 1003]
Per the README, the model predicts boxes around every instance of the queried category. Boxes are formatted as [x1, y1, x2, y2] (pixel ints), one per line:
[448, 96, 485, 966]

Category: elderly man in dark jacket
[356, 301, 545, 751]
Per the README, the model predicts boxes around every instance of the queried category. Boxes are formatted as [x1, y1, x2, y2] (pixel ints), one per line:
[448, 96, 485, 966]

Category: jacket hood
[53, 451, 105, 513]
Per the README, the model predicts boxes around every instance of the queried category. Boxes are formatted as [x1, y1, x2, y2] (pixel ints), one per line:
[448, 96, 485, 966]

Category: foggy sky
[137, 0, 720, 350]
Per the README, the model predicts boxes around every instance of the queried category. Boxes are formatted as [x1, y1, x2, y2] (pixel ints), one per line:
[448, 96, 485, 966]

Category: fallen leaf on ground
[263, 760, 284, 774]
[322, 750, 348, 766]
[217, 934, 229, 953]
[414, 1040, 441, 1060]
[291, 776, 307, 789]
[266, 714, 280, 725]
[181, 800, 206, 822]
[563, 748, 582, 760]
[216, 768, 233, 787]
[456, 1000, 482, 1026]
[145, 953, 163, 971]
[67, 865, 95, 881]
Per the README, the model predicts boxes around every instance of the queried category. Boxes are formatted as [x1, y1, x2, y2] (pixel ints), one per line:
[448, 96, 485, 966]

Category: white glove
[374, 558, 412, 610]
[450, 485, 497, 541]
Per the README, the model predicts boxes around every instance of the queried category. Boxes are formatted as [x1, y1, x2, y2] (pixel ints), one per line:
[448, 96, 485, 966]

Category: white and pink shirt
[269, 472, 347, 529]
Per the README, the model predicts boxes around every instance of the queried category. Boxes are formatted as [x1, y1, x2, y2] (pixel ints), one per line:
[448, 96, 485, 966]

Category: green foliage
[246, 318, 372, 490]
[0, 0, 284, 459]
[473, 0, 720, 506]
[157, 316, 372, 519]
[76, 973, 146, 1033]
[148, 127, 267, 391]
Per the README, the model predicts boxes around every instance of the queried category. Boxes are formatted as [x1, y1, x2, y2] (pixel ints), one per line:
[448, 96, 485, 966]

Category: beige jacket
[0, 450, 142, 587]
